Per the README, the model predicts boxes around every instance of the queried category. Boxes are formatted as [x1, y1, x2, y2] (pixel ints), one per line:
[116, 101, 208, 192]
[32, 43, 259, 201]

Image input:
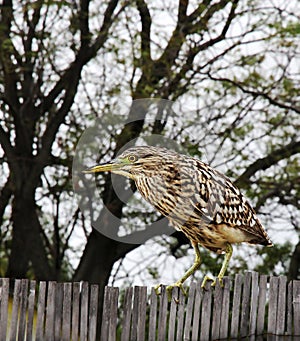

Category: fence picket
[71, 282, 80, 341]
[62, 282, 72, 341]
[230, 273, 243, 338]
[268, 276, 279, 335]
[191, 280, 203, 340]
[293, 280, 300, 336]
[54, 282, 63, 340]
[0, 278, 9, 341]
[35, 281, 46, 340]
[9, 279, 21, 341]
[276, 276, 287, 335]
[211, 279, 223, 340]
[249, 271, 259, 340]
[183, 282, 196, 340]
[45, 281, 56, 341]
[121, 287, 133, 341]
[200, 280, 212, 340]
[175, 289, 185, 341]
[157, 286, 168, 341]
[108, 287, 119, 341]
[89, 284, 99, 341]
[219, 277, 230, 339]
[168, 286, 179, 341]
[148, 288, 157, 341]
[256, 275, 268, 336]
[240, 271, 252, 338]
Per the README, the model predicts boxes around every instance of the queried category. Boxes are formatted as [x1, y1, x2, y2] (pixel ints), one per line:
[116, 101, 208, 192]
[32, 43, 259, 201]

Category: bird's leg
[155, 241, 201, 299]
[201, 243, 233, 288]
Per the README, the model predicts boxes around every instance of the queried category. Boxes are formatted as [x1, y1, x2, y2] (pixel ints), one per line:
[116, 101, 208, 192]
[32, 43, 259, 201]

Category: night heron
[84, 146, 272, 294]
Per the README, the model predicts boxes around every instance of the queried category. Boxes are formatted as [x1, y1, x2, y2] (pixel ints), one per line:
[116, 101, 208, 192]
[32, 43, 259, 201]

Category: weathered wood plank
[45, 281, 56, 341]
[108, 287, 119, 341]
[71, 282, 80, 341]
[200, 280, 212, 340]
[17, 279, 28, 341]
[219, 277, 230, 339]
[0, 278, 9, 341]
[61, 282, 72, 341]
[148, 288, 157, 341]
[54, 282, 63, 340]
[80, 282, 89, 341]
[88, 284, 99, 341]
[276, 276, 287, 335]
[26, 280, 36, 341]
[121, 287, 133, 341]
[175, 289, 185, 341]
[256, 275, 268, 336]
[268, 276, 279, 335]
[168, 286, 179, 341]
[136, 286, 147, 341]
[293, 280, 300, 336]
[240, 271, 252, 338]
[249, 271, 259, 339]
[131, 286, 139, 341]
[9, 279, 21, 341]
[100, 286, 119, 341]
[286, 281, 293, 336]
[36, 281, 47, 340]
[211, 279, 223, 340]
[183, 282, 196, 340]
[157, 286, 168, 341]
[131, 286, 141, 340]
[230, 273, 243, 338]
[191, 280, 203, 341]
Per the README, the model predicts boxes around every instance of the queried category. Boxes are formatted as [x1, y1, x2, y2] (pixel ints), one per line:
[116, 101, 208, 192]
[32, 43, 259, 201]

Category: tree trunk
[6, 180, 54, 280]
[288, 239, 300, 281]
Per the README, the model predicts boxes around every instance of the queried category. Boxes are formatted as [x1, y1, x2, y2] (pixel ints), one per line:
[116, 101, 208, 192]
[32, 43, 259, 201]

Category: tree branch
[0, 175, 12, 227]
[208, 74, 300, 114]
[0, 126, 14, 160]
[235, 140, 300, 188]
[136, 0, 152, 66]
[37, 0, 121, 167]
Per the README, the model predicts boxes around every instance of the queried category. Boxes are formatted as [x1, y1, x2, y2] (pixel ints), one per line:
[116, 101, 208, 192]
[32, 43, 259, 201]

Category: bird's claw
[154, 282, 187, 301]
[201, 275, 224, 289]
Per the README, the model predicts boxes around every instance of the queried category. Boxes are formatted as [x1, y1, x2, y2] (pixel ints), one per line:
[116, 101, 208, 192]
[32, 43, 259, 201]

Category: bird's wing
[189, 163, 271, 244]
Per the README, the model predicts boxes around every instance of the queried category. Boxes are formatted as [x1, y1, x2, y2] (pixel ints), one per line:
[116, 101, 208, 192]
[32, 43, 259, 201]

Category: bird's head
[83, 146, 177, 180]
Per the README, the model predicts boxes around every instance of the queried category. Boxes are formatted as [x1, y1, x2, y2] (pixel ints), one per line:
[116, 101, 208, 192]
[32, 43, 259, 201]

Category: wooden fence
[0, 272, 300, 340]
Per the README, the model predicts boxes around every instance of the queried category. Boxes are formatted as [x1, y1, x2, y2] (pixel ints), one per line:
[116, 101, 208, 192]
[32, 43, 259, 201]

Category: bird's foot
[201, 275, 224, 289]
[154, 282, 187, 301]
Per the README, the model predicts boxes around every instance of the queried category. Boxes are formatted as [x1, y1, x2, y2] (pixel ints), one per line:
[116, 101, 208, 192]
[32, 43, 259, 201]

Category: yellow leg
[155, 241, 201, 298]
[201, 243, 233, 288]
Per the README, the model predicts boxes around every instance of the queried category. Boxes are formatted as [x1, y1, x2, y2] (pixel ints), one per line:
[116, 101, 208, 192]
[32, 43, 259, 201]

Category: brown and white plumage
[84, 145, 272, 293]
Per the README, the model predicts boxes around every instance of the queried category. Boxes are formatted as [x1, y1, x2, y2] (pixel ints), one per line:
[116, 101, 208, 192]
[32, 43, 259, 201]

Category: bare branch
[235, 140, 300, 188]
[208, 74, 300, 114]
[0, 126, 14, 160]
[135, 0, 152, 65]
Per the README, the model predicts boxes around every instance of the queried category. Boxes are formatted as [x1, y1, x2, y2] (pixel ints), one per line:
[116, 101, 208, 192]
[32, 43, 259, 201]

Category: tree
[0, 0, 299, 322]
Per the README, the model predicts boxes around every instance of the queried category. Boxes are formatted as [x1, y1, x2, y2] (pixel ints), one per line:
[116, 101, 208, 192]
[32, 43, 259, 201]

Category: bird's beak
[82, 159, 123, 174]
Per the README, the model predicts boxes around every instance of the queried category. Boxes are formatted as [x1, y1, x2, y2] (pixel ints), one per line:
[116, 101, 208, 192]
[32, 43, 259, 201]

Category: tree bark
[288, 239, 300, 281]
[6, 182, 54, 280]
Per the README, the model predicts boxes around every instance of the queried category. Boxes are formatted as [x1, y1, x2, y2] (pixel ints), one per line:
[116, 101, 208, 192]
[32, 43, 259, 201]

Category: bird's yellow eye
[128, 154, 138, 163]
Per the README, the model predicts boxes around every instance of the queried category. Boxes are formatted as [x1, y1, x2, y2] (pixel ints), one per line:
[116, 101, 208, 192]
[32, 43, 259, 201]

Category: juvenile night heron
[84, 146, 272, 294]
